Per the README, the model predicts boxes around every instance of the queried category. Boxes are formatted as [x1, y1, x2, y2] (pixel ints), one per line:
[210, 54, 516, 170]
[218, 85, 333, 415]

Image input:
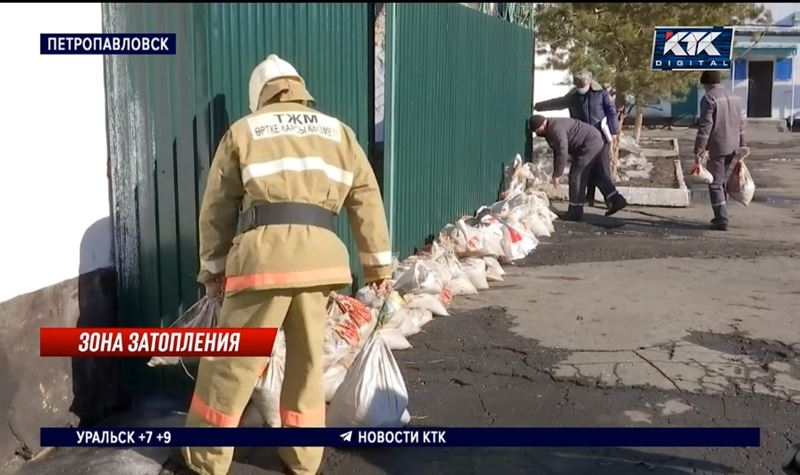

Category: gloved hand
[204, 280, 223, 299]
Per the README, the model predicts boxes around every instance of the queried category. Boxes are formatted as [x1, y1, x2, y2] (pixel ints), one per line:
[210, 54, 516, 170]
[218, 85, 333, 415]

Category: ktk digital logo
[651, 27, 735, 71]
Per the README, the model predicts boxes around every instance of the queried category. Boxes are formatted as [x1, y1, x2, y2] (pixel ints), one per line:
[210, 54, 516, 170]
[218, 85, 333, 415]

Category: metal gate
[383, 3, 534, 257]
[103, 3, 372, 394]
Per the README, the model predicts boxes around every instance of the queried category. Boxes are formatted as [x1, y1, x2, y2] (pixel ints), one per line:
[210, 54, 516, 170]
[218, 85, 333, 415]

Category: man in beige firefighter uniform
[160, 54, 392, 475]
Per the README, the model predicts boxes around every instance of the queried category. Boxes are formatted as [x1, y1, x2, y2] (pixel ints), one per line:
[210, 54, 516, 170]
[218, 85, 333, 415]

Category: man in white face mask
[534, 70, 627, 215]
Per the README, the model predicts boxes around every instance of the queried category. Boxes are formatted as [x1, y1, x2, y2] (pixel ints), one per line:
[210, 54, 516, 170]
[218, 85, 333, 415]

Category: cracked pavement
[4, 132, 800, 475]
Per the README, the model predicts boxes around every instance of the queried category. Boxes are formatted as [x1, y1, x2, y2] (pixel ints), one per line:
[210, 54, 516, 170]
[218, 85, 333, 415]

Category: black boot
[710, 221, 728, 231]
[605, 194, 628, 216]
[562, 205, 584, 222]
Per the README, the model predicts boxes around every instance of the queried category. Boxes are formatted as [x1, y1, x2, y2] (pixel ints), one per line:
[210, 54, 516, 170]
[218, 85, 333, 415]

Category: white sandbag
[324, 364, 347, 402]
[414, 308, 433, 327]
[398, 314, 421, 338]
[428, 242, 457, 284]
[483, 256, 505, 282]
[461, 258, 490, 290]
[445, 273, 479, 296]
[471, 217, 506, 257]
[323, 335, 352, 369]
[688, 162, 714, 184]
[386, 308, 427, 337]
[252, 356, 284, 428]
[327, 333, 410, 428]
[501, 222, 539, 262]
[429, 260, 452, 286]
[444, 251, 463, 277]
[394, 260, 443, 295]
[404, 293, 450, 317]
[524, 214, 552, 237]
[502, 154, 536, 199]
[376, 290, 407, 329]
[355, 285, 384, 309]
[324, 346, 362, 402]
[444, 218, 504, 257]
[727, 160, 756, 206]
[359, 311, 380, 340]
[378, 328, 412, 350]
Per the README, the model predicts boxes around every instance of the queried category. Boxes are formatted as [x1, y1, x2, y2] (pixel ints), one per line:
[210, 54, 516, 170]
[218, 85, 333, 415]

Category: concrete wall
[0, 3, 122, 468]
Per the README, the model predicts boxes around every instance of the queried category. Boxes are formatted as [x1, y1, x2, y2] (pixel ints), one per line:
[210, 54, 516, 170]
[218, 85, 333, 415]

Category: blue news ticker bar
[41, 427, 760, 448]
[40, 33, 177, 55]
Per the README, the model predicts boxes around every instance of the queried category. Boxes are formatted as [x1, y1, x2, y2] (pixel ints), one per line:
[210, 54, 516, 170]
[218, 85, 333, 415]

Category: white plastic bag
[324, 364, 347, 402]
[461, 258, 490, 290]
[355, 285, 384, 309]
[524, 214, 552, 237]
[394, 260, 443, 295]
[327, 333, 411, 427]
[501, 221, 539, 262]
[358, 311, 379, 341]
[379, 328, 413, 350]
[413, 308, 433, 327]
[688, 162, 714, 185]
[386, 308, 424, 337]
[147, 296, 220, 367]
[471, 217, 506, 257]
[727, 160, 756, 206]
[404, 293, 450, 316]
[252, 356, 285, 428]
[445, 274, 479, 296]
[483, 256, 505, 282]
[502, 154, 536, 199]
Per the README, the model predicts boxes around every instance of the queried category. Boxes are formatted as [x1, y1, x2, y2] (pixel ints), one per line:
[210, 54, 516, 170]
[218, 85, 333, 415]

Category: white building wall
[728, 34, 800, 121]
[0, 3, 112, 303]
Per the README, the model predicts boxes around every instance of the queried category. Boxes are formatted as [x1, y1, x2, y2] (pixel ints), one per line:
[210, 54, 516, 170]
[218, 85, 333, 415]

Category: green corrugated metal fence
[384, 3, 533, 257]
[102, 3, 372, 395]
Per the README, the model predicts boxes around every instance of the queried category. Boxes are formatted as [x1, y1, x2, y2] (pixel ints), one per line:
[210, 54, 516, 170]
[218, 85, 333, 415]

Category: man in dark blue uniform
[529, 115, 627, 222]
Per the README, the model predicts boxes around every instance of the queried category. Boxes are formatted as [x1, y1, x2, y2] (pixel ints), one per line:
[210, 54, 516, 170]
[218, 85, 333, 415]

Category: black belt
[237, 202, 336, 235]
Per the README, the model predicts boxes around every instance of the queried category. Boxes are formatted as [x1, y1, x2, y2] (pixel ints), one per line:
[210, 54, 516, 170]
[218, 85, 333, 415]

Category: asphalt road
[6, 127, 800, 475]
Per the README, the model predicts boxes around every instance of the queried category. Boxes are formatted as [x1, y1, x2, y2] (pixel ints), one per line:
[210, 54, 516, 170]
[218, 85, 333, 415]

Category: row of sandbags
[250, 154, 562, 428]
[153, 154, 560, 429]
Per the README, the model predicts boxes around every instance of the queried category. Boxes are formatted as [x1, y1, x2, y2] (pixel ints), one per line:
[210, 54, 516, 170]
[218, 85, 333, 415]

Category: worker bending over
[529, 114, 627, 221]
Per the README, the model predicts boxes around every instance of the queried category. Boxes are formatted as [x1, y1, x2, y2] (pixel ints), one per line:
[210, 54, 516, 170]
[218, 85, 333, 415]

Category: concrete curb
[640, 137, 680, 158]
[542, 159, 692, 208]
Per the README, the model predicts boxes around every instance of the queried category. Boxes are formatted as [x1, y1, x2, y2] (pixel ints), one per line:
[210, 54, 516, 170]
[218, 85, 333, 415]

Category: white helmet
[248, 54, 302, 113]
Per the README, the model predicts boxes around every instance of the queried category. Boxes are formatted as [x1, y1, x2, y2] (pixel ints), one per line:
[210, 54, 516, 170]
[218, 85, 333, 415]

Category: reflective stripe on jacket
[197, 101, 392, 292]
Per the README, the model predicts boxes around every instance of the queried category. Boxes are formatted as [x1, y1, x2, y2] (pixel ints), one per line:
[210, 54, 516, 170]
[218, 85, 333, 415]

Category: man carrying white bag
[694, 70, 752, 231]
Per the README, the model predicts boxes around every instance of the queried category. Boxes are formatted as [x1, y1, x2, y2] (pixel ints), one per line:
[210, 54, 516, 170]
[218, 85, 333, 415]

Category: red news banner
[40, 328, 278, 357]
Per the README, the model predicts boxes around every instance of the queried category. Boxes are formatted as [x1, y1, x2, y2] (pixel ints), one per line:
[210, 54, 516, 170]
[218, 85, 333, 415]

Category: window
[733, 59, 748, 80]
[775, 58, 793, 81]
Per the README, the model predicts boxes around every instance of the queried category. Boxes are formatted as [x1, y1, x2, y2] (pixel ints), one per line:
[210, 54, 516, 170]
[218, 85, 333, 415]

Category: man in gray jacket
[529, 114, 627, 221]
[694, 70, 746, 231]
